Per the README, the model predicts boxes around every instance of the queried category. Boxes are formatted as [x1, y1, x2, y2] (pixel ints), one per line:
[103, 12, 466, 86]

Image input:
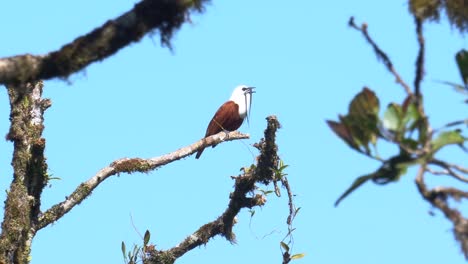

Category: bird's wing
[205, 101, 240, 137]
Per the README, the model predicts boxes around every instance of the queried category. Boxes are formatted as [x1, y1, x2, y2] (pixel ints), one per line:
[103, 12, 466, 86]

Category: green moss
[150, 251, 175, 264]
[113, 158, 153, 173]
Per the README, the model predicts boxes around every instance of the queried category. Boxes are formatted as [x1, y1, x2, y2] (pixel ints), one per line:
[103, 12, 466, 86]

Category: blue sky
[0, 1, 467, 263]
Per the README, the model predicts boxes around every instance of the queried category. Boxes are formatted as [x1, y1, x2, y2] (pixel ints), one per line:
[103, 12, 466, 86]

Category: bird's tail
[195, 147, 205, 159]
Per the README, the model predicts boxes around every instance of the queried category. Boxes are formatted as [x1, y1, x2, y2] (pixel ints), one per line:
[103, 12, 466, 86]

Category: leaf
[383, 103, 402, 132]
[431, 130, 466, 153]
[346, 88, 380, 150]
[335, 174, 373, 207]
[144, 230, 151, 246]
[401, 99, 420, 130]
[326, 120, 358, 149]
[291, 253, 306, 260]
[249, 209, 255, 217]
[280, 241, 290, 252]
[295, 207, 301, 215]
[327, 88, 380, 155]
[121, 241, 126, 261]
[342, 114, 377, 153]
[349, 87, 380, 117]
[456, 49, 468, 87]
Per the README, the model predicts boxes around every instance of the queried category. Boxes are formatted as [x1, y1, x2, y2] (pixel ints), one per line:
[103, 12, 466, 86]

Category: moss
[113, 158, 153, 173]
[148, 250, 175, 264]
[75, 183, 92, 200]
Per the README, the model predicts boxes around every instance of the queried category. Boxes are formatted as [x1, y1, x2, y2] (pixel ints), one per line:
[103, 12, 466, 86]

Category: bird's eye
[242, 87, 247, 91]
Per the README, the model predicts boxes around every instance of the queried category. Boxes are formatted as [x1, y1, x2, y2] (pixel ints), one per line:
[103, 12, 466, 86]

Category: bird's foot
[221, 130, 230, 140]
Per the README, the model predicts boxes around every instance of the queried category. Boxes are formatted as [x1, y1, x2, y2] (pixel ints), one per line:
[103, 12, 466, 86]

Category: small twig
[281, 177, 295, 226]
[130, 213, 144, 241]
[432, 119, 468, 133]
[429, 159, 468, 183]
[425, 166, 450, 175]
[348, 17, 413, 95]
[36, 131, 249, 230]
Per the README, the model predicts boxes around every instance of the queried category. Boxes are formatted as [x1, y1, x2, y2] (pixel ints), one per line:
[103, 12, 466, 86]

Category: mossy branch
[144, 116, 282, 264]
[36, 130, 249, 230]
[0, 81, 50, 264]
[0, 0, 210, 85]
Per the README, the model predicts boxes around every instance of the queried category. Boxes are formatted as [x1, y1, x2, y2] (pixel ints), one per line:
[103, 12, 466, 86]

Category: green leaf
[144, 230, 151, 246]
[327, 88, 381, 155]
[349, 87, 380, 117]
[262, 190, 274, 195]
[249, 209, 255, 217]
[121, 241, 127, 261]
[295, 207, 301, 215]
[431, 130, 466, 153]
[456, 49, 468, 87]
[401, 98, 420, 130]
[335, 174, 373, 207]
[383, 103, 402, 132]
[291, 253, 306, 260]
[280, 241, 290, 252]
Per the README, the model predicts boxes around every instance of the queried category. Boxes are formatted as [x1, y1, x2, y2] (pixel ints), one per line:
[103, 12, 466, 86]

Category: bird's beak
[245, 87, 256, 94]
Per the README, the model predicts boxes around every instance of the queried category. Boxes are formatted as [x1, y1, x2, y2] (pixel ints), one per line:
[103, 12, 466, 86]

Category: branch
[415, 164, 468, 259]
[0, 0, 210, 85]
[348, 17, 413, 95]
[0, 81, 51, 263]
[36, 131, 248, 230]
[429, 159, 468, 183]
[414, 17, 425, 97]
[145, 116, 281, 264]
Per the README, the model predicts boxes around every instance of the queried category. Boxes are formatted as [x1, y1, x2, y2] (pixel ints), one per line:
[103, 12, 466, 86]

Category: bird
[195, 85, 255, 159]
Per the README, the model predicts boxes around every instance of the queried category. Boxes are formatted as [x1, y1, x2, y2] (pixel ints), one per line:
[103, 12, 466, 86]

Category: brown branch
[0, 0, 210, 85]
[414, 17, 425, 97]
[429, 159, 468, 183]
[145, 116, 281, 264]
[415, 164, 468, 259]
[36, 130, 249, 230]
[348, 17, 413, 95]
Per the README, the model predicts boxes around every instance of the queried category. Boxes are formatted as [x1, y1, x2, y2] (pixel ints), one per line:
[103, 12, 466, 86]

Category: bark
[0, 81, 51, 264]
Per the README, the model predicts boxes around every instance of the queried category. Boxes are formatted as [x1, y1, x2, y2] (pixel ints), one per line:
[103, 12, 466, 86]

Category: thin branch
[415, 164, 468, 259]
[433, 119, 468, 133]
[428, 159, 468, 183]
[348, 17, 413, 95]
[414, 17, 425, 97]
[282, 177, 296, 226]
[0, 0, 210, 85]
[36, 131, 249, 230]
[163, 178, 266, 261]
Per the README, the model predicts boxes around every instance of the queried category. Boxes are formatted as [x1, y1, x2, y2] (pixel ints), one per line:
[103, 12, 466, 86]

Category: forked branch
[348, 17, 413, 95]
[145, 116, 283, 264]
[36, 130, 249, 230]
